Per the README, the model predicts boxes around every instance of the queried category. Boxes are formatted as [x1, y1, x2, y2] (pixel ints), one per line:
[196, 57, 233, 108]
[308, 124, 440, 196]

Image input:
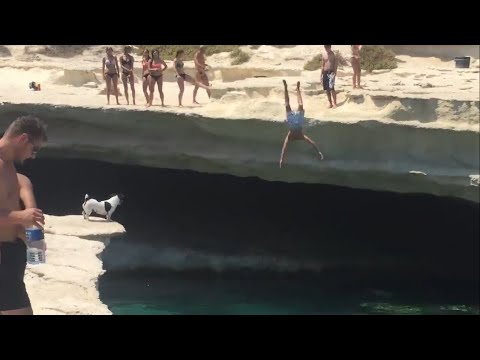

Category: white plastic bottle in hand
[26, 226, 46, 265]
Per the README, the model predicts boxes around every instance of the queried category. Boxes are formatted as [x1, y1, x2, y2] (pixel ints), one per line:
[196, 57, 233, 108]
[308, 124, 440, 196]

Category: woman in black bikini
[120, 46, 135, 105]
[102, 47, 120, 105]
[147, 49, 168, 107]
[173, 49, 212, 107]
[141, 49, 151, 106]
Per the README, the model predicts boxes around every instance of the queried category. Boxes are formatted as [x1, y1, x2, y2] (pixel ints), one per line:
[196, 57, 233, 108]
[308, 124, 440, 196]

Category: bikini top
[142, 58, 150, 71]
[150, 59, 163, 70]
[105, 56, 116, 69]
[121, 56, 132, 66]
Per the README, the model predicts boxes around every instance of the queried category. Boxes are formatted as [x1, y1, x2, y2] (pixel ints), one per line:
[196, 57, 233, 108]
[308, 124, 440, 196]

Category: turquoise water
[109, 300, 479, 315]
[100, 272, 479, 315]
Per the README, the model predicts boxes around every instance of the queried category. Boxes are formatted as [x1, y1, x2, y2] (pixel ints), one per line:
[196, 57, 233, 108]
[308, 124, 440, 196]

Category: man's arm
[334, 51, 338, 75]
[0, 209, 26, 226]
[279, 135, 290, 168]
[194, 51, 204, 69]
[17, 174, 41, 243]
[0, 160, 23, 226]
[321, 52, 325, 76]
[18, 173, 37, 208]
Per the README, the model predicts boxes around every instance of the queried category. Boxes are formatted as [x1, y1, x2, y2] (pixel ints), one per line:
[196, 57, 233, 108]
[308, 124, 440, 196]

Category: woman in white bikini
[102, 47, 120, 105]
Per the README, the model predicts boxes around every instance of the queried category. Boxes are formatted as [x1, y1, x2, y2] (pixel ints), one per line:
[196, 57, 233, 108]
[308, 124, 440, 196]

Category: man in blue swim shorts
[279, 80, 324, 168]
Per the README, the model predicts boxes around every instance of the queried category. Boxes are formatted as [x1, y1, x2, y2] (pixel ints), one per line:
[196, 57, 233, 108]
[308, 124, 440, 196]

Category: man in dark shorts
[279, 80, 324, 168]
[321, 45, 338, 108]
[0, 115, 46, 315]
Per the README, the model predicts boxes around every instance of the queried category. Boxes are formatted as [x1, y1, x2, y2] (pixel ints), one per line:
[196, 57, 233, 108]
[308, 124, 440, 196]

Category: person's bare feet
[146, 103, 151, 108]
[116, 101, 120, 105]
[193, 100, 200, 105]
[328, 104, 333, 109]
[332, 104, 337, 109]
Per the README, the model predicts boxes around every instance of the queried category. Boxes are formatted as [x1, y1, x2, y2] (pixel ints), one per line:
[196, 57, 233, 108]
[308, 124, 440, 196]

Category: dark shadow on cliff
[17, 157, 479, 302]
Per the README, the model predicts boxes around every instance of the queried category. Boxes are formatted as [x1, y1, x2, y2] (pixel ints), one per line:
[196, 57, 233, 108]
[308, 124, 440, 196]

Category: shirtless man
[193, 45, 212, 104]
[321, 45, 338, 108]
[120, 46, 136, 105]
[279, 80, 324, 168]
[0, 116, 47, 315]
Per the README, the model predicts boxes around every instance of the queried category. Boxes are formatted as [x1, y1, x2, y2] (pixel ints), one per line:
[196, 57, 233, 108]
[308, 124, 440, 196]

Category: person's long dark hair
[143, 49, 150, 61]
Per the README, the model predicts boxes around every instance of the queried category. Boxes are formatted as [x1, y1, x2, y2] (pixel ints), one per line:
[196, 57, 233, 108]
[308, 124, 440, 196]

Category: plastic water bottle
[26, 226, 46, 265]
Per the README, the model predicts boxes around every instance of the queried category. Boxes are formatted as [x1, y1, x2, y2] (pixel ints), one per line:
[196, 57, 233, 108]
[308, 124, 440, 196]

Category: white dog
[82, 193, 124, 221]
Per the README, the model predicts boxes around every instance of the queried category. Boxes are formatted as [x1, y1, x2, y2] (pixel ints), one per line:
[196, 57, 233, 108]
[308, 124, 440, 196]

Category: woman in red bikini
[147, 49, 168, 107]
[102, 47, 120, 105]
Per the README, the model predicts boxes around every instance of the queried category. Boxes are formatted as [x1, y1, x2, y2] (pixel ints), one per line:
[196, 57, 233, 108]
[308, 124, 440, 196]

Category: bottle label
[26, 227, 44, 242]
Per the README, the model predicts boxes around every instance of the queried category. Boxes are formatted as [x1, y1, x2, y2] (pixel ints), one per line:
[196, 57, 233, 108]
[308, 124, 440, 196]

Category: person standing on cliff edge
[321, 45, 338, 108]
[0, 115, 47, 315]
[279, 80, 324, 168]
[193, 45, 212, 104]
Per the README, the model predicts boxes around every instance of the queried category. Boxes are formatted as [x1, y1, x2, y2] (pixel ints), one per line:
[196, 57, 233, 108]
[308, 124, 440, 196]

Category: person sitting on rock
[279, 80, 324, 168]
[29, 82, 41, 91]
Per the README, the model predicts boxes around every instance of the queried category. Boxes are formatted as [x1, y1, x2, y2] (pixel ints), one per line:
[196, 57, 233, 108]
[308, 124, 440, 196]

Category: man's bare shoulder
[17, 173, 32, 186]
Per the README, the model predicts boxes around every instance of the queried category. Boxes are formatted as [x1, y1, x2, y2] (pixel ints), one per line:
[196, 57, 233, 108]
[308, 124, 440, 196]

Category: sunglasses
[27, 136, 41, 156]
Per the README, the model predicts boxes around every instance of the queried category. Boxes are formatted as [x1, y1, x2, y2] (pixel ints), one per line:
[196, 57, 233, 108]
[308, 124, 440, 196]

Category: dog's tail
[83, 194, 90, 206]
